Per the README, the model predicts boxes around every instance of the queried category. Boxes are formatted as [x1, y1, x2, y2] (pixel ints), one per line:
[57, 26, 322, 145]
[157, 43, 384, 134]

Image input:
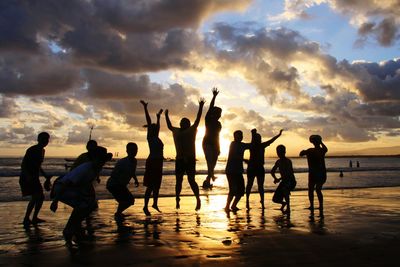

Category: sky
[0, 0, 399, 158]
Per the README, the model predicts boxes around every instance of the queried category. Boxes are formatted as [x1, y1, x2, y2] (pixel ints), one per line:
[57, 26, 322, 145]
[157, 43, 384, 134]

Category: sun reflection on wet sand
[0, 188, 399, 265]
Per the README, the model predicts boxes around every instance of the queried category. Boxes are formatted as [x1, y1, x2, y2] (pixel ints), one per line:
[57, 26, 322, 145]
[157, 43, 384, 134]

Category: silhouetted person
[19, 132, 52, 228]
[271, 145, 297, 214]
[50, 146, 111, 246]
[356, 161, 360, 168]
[300, 135, 328, 215]
[70, 140, 98, 170]
[140, 100, 164, 216]
[349, 160, 353, 168]
[166, 99, 205, 210]
[70, 139, 100, 209]
[106, 143, 139, 219]
[246, 129, 283, 210]
[225, 130, 250, 212]
[202, 88, 222, 189]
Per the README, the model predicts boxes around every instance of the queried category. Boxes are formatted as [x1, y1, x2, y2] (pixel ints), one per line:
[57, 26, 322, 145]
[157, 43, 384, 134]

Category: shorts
[143, 158, 163, 189]
[309, 172, 327, 186]
[175, 158, 196, 176]
[107, 184, 134, 204]
[19, 174, 43, 197]
[226, 173, 245, 197]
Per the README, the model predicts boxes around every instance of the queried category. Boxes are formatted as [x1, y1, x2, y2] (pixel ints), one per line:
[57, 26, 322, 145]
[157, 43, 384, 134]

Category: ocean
[1, 156, 399, 202]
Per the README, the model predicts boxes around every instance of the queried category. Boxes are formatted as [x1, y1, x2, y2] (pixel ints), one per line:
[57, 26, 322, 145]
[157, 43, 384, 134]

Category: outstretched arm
[140, 100, 152, 125]
[207, 87, 219, 113]
[263, 129, 283, 148]
[165, 109, 175, 131]
[156, 109, 163, 128]
[193, 98, 205, 128]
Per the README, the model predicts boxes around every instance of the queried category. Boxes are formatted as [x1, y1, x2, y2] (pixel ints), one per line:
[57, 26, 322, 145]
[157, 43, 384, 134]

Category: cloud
[272, 0, 400, 47]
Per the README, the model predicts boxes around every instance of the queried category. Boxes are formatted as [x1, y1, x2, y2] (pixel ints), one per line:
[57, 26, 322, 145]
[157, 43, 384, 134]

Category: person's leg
[31, 191, 45, 223]
[175, 160, 184, 209]
[316, 183, 324, 215]
[231, 196, 242, 211]
[283, 192, 290, 213]
[225, 194, 233, 211]
[308, 179, 315, 211]
[152, 187, 161, 212]
[188, 173, 201, 210]
[23, 197, 35, 224]
[256, 173, 265, 209]
[246, 174, 255, 210]
[143, 187, 152, 216]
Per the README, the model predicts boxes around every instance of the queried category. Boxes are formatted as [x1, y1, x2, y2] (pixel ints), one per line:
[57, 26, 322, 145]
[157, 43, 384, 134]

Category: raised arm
[262, 129, 283, 148]
[207, 87, 219, 114]
[320, 140, 328, 154]
[140, 100, 151, 125]
[165, 109, 176, 131]
[193, 98, 205, 128]
[156, 109, 163, 128]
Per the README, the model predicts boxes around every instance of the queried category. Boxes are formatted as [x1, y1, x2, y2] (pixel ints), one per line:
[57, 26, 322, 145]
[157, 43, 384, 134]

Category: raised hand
[140, 100, 148, 107]
[212, 87, 219, 96]
[157, 109, 163, 117]
[165, 109, 169, 116]
[279, 129, 284, 135]
[199, 98, 206, 106]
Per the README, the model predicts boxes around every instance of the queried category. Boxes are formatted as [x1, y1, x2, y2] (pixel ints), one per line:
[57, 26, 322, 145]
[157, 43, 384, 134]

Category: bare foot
[224, 207, 230, 213]
[231, 207, 240, 212]
[195, 198, 201, 211]
[143, 207, 151, 216]
[152, 205, 162, 213]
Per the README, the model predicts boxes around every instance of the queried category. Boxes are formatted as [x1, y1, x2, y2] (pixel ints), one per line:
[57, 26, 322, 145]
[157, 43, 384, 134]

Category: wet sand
[1, 187, 399, 266]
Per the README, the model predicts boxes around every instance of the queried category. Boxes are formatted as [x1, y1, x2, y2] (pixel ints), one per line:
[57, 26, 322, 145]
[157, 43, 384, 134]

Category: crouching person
[107, 142, 139, 220]
[50, 146, 111, 246]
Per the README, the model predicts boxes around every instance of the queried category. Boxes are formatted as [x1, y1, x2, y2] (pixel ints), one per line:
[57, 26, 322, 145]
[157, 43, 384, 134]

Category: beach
[1, 187, 399, 266]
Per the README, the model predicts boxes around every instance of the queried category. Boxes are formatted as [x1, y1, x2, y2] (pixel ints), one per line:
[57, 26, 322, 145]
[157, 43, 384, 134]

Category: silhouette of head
[276, 145, 286, 158]
[92, 146, 111, 166]
[180, 118, 191, 129]
[252, 133, 261, 144]
[233, 130, 243, 142]
[37, 132, 50, 147]
[210, 106, 222, 120]
[86, 140, 98, 152]
[309, 135, 322, 146]
[126, 142, 138, 157]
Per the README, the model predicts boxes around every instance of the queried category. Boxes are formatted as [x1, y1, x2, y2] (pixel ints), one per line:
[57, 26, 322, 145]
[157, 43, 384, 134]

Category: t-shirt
[248, 142, 271, 170]
[225, 141, 250, 174]
[303, 147, 327, 178]
[203, 112, 222, 150]
[148, 136, 164, 159]
[21, 144, 45, 178]
[60, 162, 97, 186]
[107, 157, 137, 187]
[172, 126, 197, 160]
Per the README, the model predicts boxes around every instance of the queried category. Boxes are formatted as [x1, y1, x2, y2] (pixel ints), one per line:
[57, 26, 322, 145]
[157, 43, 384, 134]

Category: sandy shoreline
[1, 187, 400, 266]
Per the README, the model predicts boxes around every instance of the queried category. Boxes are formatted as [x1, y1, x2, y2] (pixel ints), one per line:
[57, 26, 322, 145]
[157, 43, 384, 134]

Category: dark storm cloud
[0, 52, 80, 95]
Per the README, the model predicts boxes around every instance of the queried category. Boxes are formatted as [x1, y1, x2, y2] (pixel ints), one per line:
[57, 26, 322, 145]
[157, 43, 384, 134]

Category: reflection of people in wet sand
[106, 143, 139, 219]
[166, 99, 205, 210]
[50, 146, 111, 246]
[271, 145, 297, 214]
[19, 132, 52, 228]
[300, 135, 328, 216]
[225, 130, 250, 212]
[202, 88, 222, 189]
[140, 100, 164, 216]
[246, 129, 283, 210]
